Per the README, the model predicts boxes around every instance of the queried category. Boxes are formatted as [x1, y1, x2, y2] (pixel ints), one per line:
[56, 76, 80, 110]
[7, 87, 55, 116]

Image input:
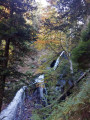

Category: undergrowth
[31, 72, 90, 120]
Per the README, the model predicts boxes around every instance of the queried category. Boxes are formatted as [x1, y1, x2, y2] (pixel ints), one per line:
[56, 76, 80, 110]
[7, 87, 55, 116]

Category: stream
[0, 51, 66, 120]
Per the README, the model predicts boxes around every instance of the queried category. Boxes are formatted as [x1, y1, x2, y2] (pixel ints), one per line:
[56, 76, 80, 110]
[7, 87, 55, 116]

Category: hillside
[0, 0, 90, 120]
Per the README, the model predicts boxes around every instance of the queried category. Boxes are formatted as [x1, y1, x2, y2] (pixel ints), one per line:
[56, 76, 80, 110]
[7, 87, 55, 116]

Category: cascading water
[0, 86, 27, 120]
[68, 53, 74, 74]
[54, 51, 74, 93]
[0, 51, 69, 119]
[33, 51, 65, 106]
[34, 74, 48, 106]
[53, 51, 65, 70]
[35, 74, 45, 98]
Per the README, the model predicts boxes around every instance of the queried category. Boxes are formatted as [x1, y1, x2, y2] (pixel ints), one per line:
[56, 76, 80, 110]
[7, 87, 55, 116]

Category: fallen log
[0, 86, 27, 120]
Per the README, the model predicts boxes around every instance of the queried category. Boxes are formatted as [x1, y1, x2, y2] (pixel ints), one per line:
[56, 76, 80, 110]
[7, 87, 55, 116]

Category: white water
[0, 50, 74, 119]
[35, 74, 48, 105]
[35, 74, 45, 99]
[34, 51, 65, 105]
[0, 86, 27, 120]
[69, 59, 73, 74]
[69, 53, 74, 74]
[53, 51, 65, 70]
[35, 74, 44, 83]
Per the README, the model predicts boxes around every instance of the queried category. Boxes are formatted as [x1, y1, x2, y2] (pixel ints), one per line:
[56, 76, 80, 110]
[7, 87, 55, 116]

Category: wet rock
[50, 60, 56, 68]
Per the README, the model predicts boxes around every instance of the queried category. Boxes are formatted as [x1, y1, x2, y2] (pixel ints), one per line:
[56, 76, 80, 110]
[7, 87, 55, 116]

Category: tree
[72, 22, 90, 69]
[0, 0, 36, 111]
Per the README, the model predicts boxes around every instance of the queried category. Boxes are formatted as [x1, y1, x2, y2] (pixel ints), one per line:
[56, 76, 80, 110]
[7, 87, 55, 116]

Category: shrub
[81, 22, 90, 42]
[72, 22, 90, 69]
[72, 41, 90, 62]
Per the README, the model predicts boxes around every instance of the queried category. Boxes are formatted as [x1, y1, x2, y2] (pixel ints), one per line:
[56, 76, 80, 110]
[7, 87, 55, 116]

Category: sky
[35, 0, 49, 7]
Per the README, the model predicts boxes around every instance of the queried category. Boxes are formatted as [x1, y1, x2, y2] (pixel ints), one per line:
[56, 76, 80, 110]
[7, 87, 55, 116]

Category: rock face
[50, 60, 56, 68]
[0, 51, 76, 119]
[33, 51, 72, 104]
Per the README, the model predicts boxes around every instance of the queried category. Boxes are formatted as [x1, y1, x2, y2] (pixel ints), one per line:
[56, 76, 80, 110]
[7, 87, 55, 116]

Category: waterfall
[69, 53, 74, 74]
[0, 86, 27, 120]
[35, 74, 45, 99]
[53, 51, 65, 70]
[34, 51, 72, 106]
[34, 51, 65, 106]
[69, 59, 73, 74]
[35, 74, 44, 83]
[35, 74, 48, 106]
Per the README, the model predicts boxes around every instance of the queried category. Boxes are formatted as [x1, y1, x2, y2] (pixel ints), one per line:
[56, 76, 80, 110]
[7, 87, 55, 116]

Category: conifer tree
[0, 0, 36, 111]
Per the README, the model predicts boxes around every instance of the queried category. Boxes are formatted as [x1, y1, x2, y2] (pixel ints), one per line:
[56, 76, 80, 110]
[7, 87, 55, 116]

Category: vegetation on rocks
[0, 0, 90, 120]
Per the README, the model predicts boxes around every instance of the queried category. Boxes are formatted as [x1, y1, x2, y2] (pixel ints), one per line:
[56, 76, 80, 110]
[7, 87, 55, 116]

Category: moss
[32, 72, 90, 120]
[46, 73, 90, 120]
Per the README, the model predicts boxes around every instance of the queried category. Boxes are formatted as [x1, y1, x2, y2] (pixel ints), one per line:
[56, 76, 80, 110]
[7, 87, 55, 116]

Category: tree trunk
[0, 76, 5, 112]
[0, 39, 10, 112]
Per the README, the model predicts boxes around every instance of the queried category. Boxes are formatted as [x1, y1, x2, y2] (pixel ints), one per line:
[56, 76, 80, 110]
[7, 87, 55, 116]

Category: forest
[0, 0, 90, 120]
